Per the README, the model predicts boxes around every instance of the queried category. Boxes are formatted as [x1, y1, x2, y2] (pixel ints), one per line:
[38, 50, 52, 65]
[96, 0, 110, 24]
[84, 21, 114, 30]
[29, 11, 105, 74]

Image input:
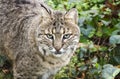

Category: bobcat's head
[35, 6, 80, 57]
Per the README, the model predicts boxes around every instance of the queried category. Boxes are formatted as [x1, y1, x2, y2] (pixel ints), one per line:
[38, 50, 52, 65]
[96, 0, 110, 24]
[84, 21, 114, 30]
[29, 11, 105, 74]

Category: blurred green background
[0, 0, 120, 79]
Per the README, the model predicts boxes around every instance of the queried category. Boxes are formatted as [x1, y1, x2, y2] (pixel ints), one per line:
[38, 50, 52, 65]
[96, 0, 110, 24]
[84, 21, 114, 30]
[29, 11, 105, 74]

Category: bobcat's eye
[63, 34, 71, 39]
[46, 34, 53, 39]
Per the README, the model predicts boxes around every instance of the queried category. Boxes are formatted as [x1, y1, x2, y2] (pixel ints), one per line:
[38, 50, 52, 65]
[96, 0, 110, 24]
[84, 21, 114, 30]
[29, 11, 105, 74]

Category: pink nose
[54, 46, 61, 52]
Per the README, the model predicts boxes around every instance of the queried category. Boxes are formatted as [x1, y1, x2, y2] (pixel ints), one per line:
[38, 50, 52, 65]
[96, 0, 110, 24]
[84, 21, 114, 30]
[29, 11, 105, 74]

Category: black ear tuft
[40, 4, 53, 18]
[41, 4, 52, 15]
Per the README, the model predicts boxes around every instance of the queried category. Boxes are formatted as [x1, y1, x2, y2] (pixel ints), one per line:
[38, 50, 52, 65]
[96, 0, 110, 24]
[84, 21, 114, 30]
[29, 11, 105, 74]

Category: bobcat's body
[0, 0, 80, 79]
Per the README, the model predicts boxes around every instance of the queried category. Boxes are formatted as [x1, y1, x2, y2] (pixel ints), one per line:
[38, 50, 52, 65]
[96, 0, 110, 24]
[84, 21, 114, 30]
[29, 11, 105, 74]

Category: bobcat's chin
[52, 53, 63, 57]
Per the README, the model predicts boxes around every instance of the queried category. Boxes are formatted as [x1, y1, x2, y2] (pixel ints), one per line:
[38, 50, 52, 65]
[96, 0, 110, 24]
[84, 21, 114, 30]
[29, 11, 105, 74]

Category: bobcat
[0, 0, 80, 79]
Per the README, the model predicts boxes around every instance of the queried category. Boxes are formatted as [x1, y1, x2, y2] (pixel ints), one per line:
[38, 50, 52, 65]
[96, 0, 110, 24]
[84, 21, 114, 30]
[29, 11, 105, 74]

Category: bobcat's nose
[54, 46, 62, 54]
[53, 39, 62, 54]
[54, 46, 61, 52]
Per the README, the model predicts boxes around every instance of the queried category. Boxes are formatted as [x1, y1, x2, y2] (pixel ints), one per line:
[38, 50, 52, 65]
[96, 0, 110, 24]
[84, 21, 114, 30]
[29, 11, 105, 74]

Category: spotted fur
[0, 0, 80, 79]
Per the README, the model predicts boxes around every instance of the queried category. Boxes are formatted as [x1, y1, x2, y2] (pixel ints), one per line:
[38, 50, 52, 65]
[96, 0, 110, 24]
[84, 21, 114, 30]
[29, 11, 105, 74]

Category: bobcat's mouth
[49, 47, 65, 57]
[54, 51, 62, 54]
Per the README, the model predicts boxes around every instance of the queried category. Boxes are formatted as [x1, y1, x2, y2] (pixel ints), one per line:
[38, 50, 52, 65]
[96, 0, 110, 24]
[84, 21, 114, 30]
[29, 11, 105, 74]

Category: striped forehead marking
[52, 26, 65, 34]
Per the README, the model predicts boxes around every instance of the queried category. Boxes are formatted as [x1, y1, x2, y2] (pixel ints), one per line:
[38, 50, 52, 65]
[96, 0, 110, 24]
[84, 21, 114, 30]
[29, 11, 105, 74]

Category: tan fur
[0, 0, 80, 79]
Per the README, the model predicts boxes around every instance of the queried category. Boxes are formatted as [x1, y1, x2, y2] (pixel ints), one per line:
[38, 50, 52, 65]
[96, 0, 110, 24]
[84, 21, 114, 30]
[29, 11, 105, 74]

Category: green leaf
[102, 64, 120, 79]
[112, 30, 120, 35]
[81, 25, 95, 37]
[96, 29, 103, 37]
[101, 20, 111, 26]
[115, 22, 120, 29]
[109, 35, 120, 44]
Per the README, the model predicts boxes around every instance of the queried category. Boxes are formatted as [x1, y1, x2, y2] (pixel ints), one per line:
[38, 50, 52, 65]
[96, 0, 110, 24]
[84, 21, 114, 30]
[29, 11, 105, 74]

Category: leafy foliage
[102, 64, 120, 79]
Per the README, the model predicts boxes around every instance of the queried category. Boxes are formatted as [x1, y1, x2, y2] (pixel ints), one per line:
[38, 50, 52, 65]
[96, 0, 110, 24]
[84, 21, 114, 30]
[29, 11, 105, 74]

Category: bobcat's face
[35, 8, 80, 57]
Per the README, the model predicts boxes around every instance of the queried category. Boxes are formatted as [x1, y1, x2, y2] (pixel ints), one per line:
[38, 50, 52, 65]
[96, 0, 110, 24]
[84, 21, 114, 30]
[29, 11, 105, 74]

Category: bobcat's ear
[40, 4, 52, 18]
[65, 8, 78, 24]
